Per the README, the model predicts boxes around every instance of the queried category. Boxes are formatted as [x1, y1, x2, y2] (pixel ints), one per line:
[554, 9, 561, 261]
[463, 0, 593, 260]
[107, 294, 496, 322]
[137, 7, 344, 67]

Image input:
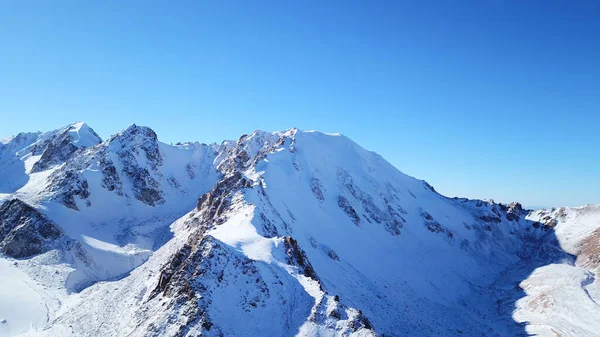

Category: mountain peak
[63, 121, 102, 147]
[108, 124, 158, 149]
[117, 124, 157, 139]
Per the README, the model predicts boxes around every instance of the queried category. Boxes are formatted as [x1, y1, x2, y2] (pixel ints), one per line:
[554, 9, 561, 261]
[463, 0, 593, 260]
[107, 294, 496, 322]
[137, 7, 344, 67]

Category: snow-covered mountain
[0, 123, 598, 337]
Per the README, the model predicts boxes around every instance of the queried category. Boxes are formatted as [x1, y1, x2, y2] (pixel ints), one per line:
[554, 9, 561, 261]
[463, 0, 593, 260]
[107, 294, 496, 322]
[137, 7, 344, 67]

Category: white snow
[515, 264, 600, 337]
[209, 195, 278, 263]
[529, 205, 600, 254]
[0, 137, 13, 144]
[66, 122, 99, 148]
[0, 259, 47, 337]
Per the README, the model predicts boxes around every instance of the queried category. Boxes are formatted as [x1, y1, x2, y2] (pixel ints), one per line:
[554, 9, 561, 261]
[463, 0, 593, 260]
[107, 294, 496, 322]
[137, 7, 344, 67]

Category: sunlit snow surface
[0, 259, 47, 337]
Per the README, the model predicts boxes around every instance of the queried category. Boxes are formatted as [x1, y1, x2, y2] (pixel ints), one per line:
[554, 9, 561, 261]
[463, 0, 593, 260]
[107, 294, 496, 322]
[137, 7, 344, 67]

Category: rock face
[0, 132, 42, 160]
[0, 123, 102, 195]
[0, 199, 64, 258]
[30, 122, 101, 173]
[144, 192, 376, 337]
[107, 124, 165, 205]
[23, 123, 219, 210]
[338, 195, 361, 225]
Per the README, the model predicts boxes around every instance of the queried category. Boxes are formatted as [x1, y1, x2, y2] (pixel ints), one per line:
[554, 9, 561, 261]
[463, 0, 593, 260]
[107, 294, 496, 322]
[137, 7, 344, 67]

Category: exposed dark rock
[336, 170, 407, 236]
[151, 243, 193, 299]
[196, 172, 251, 226]
[325, 246, 340, 261]
[48, 170, 91, 210]
[309, 236, 318, 249]
[384, 219, 403, 236]
[0, 199, 64, 258]
[217, 139, 252, 175]
[30, 124, 101, 173]
[283, 236, 319, 280]
[311, 177, 325, 201]
[384, 199, 405, 236]
[309, 294, 376, 335]
[421, 209, 453, 238]
[423, 181, 436, 192]
[538, 215, 559, 228]
[100, 157, 123, 195]
[421, 210, 434, 221]
[337, 169, 358, 197]
[354, 310, 374, 331]
[259, 213, 279, 238]
[119, 151, 164, 206]
[545, 219, 558, 228]
[110, 124, 163, 168]
[150, 235, 276, 336]
[506, 202, 525, 222]
[338, 170, 405, 233]
[329, 307, 342, 319]
[31, 135, 79, 173]
[186, 162, 197, 180]
[338, 195, 361, 225]
[102, 125, 165, 205]
[167, 177, 181, 190]
[310, 237, 340, 261]
[508, 202, 524, 214]
[478, 215, 502, 223]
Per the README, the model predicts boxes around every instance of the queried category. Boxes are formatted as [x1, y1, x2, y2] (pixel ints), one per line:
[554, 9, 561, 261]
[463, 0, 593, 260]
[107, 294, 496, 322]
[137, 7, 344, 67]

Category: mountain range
[0, 122, 598, 337]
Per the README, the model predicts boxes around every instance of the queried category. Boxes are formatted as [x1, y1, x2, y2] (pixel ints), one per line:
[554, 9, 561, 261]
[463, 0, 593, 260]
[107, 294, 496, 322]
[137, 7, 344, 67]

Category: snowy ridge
[0, 123, 599, 337]
[0, 122, 102, 195]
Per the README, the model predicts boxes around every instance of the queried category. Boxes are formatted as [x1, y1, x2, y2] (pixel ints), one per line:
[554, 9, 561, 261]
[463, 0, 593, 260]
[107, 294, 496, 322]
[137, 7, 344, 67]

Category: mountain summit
[0, 123, 598, 337]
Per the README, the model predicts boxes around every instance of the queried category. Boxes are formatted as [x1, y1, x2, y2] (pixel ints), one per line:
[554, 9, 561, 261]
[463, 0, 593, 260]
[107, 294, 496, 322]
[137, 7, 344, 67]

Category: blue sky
[1, 0, 598, 207]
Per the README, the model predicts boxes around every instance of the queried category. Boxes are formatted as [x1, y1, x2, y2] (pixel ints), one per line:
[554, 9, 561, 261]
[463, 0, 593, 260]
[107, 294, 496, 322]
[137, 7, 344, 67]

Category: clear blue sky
[1, 0, 599, 208]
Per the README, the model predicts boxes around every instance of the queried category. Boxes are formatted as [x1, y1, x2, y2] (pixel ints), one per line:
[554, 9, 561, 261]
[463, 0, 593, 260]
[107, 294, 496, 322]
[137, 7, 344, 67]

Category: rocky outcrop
[421, 209, 453, 238]
[336, 169, 406, 235]
[506, 202, 525, 221]
[99, 156, 124, 195]
[149, 234, 222, 337]
[308, 295, 376, 336]
[31, 123, 101, 173]
[42, 124, 169, 208]
[338, 195, 361, 225]
[457, 198, 533, 230]
[309, 237, 341, 261]
[0, 198, 64, 258]
[283, 236, 318, 280]
[150, 234, 298, 337]
[195, 172, 251, 226]
[48, 170, 91, 210]
[108, 124, 163, 169]
[108, 125, 165, 206]
[529, 211, 560, 231]
[311, 177, 325, 201]
[31, 132, 79, 173]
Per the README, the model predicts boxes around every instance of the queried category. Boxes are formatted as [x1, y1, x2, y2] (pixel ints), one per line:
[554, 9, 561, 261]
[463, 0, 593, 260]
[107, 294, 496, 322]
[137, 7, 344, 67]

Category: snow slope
[512, 206, 600, 336]
[0, 124, 598, 337]
[0, 259, 47, 337]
